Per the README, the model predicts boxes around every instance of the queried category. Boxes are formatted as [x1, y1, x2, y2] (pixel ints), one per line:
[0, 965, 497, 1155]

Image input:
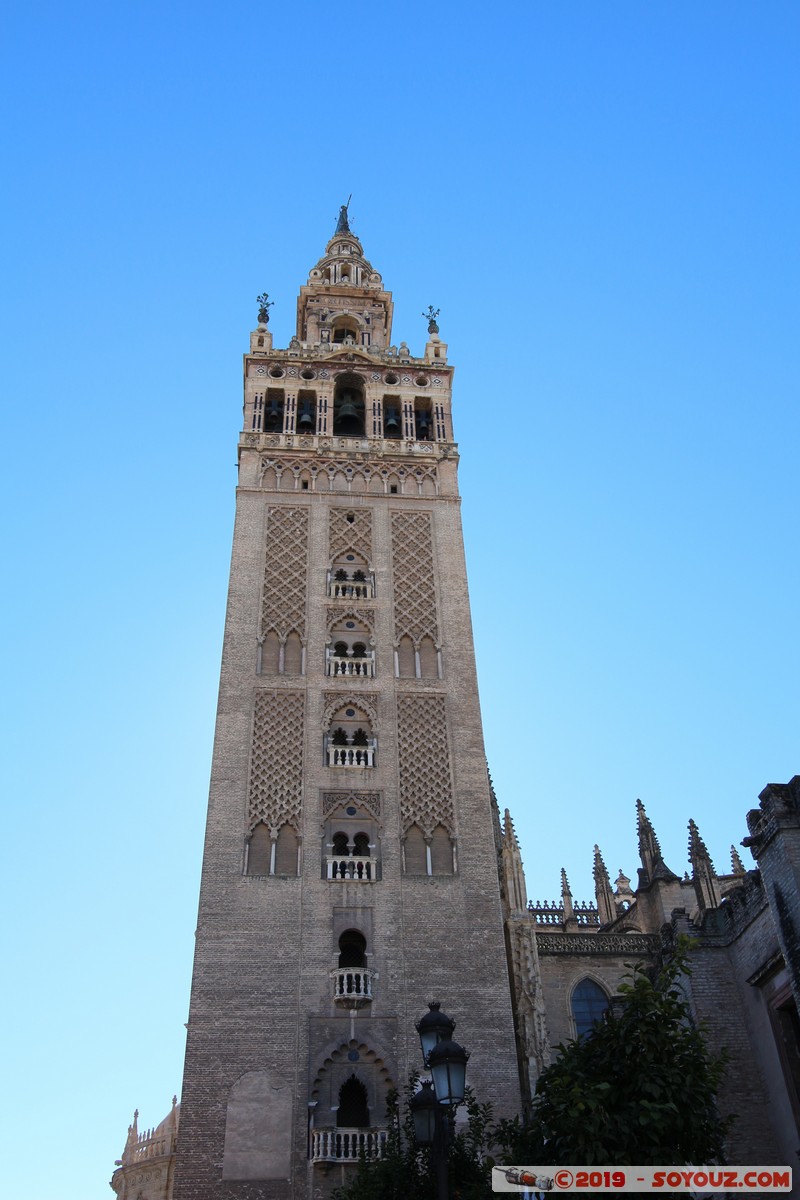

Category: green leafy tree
[496, 938, 732, 1168]
[332, 1075, 494, 1200]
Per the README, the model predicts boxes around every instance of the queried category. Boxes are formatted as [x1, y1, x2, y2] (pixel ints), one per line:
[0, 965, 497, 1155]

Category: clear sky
[1, 2, 798, 1196]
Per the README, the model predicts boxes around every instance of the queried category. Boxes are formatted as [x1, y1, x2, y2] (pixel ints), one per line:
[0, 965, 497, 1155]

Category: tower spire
[689, 818, 721, 913]
[636, 798, 679, 886]
[593, 845, 616, 925]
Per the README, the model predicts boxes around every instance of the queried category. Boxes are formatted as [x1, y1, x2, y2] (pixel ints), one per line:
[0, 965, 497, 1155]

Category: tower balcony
[330, 966, 377, 1006]
[325, 649, 375, 678]
[328, 579, 374, 600]
[327, 743, 376, 768]
[325, 854, 378, 882]
[310, 1128, 387, 1164]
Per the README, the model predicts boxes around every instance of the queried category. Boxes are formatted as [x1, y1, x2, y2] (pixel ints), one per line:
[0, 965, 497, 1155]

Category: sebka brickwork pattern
[247, 690, 305, 833]
[396, 694, 454, 835]
[260, 507, 309, 641]
[390, 511, 438, 645]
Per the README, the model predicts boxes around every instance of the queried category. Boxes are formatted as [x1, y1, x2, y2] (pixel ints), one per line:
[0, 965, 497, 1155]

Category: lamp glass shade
[409, 1080, 437, 1145]
[428, 1039, 468, 1105]
[416, 1002, 455, 1062]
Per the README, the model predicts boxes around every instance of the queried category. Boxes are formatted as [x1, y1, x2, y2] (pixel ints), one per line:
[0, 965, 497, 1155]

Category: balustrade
[327, 744, 376, 768]
[328, 580, 374, 600]
[326, 854, 376, 881]
[326, 650, 375, 678]
[310, 1127, 387, 1163]
[330, 966, 376, 1005]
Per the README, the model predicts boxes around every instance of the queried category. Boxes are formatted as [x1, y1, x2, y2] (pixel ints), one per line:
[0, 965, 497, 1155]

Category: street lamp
[411, 1003, 470, 1200]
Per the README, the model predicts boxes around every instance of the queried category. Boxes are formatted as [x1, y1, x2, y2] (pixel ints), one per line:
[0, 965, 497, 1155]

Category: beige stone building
[111, 213, 800, 1195]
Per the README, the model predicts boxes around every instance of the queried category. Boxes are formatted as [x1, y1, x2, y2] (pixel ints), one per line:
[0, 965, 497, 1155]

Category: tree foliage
[497, 938, 732, 1168]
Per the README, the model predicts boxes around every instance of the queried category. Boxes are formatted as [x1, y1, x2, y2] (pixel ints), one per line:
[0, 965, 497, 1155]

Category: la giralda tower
[172, 209, 520, 1200]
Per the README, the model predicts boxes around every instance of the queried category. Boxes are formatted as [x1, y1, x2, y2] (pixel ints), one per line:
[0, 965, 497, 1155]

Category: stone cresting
[535, 933, 661, 955]
[329, 506, 373, 564]
[259, 507, 308, 641]
[390, 510, 439, 646]
[396, 693, 454, 835]
[246, 690, 305, 833]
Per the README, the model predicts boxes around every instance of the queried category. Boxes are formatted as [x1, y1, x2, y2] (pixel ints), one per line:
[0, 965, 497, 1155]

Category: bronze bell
[264, 398, 282, 430]
[384, 406, 401, 436]
[297, 401, 315, 430]
[416, 411, 431, 439]
[336, 391, 362, 434]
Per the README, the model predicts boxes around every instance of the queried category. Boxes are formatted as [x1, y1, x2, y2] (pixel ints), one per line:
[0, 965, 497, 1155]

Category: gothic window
[326, 704, 376, 768]
[397, 636, 415, 678]
[246, 821, 299, 877]
[329, 552, 374, 599]
[429, 824, 454, 875]
[284, 631, 302, 674]
[418, 635, 438, 679]
[571, 978, 609, 1038]
[258, 628, 304, 676]
[337, 1076, 369, 1128]
[403, 824, 427, 874]
[246, 822, 271, 875]
[323, 802, 381, 881]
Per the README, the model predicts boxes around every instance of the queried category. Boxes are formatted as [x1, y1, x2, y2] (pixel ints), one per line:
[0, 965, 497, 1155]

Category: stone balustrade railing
[330, 967, 376, 1005]
[327, 744, 376, 768]
[528, 900, 600, 927]
[328, 581, 374, 600]
[121, 1128, 177, 1166]
[310, 1127, 387, 1163]
[326, 855, 377, 881]
[326, 651, 375, 678]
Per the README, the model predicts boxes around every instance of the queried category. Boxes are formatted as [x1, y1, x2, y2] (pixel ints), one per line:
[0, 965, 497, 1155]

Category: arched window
[338, 930, 367, 968]
[353, 832, 370, 857]
[571, 978, 609, 1038]
[337, 1075, 369, 1127]
[247, 823, 271, 875]
[332, 831, 349, 855]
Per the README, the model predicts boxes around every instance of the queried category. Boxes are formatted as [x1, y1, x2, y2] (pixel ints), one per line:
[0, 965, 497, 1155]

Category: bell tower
[172, 207, 520, 1200]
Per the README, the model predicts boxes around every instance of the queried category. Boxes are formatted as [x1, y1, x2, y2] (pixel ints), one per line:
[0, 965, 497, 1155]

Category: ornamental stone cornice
[536, 932, 660, 955]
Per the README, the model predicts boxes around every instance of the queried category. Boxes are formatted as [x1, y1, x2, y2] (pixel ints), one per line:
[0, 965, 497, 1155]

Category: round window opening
[346, 554, 355, 561]
[346, 806, 357, 816]
[345, 708, 356, 717]
[348, 1050, 360, 1062]
[345, 622, 356, 629]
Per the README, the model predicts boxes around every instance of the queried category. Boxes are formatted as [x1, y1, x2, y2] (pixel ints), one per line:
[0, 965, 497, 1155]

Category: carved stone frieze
[535, 933, 660, 955]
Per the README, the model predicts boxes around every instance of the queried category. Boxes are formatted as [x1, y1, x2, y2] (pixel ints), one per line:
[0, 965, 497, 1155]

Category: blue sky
[1, 2, 798, 1196]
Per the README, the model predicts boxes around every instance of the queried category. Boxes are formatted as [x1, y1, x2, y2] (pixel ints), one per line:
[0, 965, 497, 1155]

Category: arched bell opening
[383, 394, 401, 439]
[414, 401, 432, 441]
[296, 389, 316, 433]
[263, 389, 284, 433]
[333, 374, 365, 437]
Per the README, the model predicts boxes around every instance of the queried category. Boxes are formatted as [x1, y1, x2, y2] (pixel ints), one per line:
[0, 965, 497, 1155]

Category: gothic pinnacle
[731, 844, 746, 875]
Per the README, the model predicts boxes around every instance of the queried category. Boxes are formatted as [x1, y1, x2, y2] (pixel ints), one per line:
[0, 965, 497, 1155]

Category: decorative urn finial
[256, 293, 273, 326]
[423, 305, 440, 335]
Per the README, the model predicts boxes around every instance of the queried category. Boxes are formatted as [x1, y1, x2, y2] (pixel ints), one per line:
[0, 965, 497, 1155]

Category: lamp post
[411, 1003, 470, 1200]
